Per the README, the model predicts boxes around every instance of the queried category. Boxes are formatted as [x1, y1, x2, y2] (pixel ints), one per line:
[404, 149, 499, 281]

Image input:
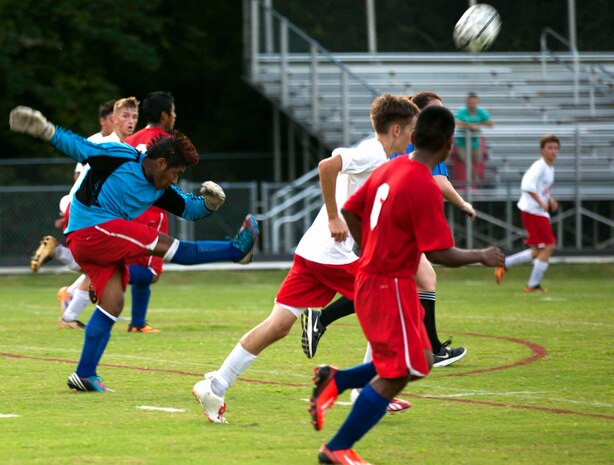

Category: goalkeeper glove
[200, 181, 226, 211]
[9, 106, 55, 140]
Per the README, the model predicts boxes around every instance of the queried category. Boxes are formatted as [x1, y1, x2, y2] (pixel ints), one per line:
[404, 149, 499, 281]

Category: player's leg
[415, 254, 466, 367]
[127, 264, 160, 333]
[58, 275, 91, 329]
[68, 269, 125, 392]
[526, 243, 555, 292]
[193, 303, 299, 423]
[156, 214, 258, 265]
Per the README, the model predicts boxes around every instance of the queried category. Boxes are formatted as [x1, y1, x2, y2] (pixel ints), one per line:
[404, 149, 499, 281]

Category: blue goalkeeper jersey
[51, 127, 210, 234]
[389, 144, 449, 176]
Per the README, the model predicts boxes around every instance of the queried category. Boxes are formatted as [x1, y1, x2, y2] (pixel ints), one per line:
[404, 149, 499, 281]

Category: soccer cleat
[301, 308, 327, 359]
[231, 214, 259, 264]
[192, 376, 228, 424]
[350, 388, 412, 414]
[524, 284, 547, 293]
[67, 372, 109, 392]
[127, 323, 160, 333]
[386, 397, 412, 414]
[30, 235, 59, 272]
[57, 286, 72, 314]
[309, 365, 339, 431]
[433, 339, 467, 368]
[57, 317, 85, 329]
[495, 266, 506, 284]
[318, 445, 373, 465]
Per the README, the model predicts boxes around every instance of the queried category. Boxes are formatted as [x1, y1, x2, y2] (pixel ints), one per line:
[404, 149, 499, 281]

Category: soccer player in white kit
[192, 94, 419, 423]
[495, 134, 560, 291]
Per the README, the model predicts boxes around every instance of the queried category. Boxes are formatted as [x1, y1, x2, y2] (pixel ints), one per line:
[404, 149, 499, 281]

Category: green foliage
[0, 265, 613, 464]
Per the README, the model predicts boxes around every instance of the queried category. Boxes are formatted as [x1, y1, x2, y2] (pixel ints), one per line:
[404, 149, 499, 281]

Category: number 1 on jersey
[370, 183, 389, 230]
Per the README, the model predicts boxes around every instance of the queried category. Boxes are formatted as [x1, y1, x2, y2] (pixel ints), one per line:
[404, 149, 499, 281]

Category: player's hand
[549, 198, 559, 212]
[200, 181, 226, 211]
[329, 216, 349, 242]
[461, 201, 476, 220]
[9, 106, 55, 140]
[480, 246, 505, 267]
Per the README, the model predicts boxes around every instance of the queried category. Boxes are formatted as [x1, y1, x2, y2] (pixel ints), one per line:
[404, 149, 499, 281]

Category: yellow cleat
[30, 235, 59, 272]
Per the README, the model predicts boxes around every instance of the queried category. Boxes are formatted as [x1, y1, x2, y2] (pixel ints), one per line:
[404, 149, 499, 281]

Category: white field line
[445, 314, 614, 328]
[0, 414, 20, 418]
[137, 406, 186, 413]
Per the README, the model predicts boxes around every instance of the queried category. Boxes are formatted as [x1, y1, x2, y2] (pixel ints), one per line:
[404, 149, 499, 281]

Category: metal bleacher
[243, 0, 614, 252]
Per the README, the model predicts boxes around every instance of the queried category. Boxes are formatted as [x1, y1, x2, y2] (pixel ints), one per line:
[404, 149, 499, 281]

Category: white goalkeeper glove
[200, 181, 226, 211]
[9, 106, 56, 140]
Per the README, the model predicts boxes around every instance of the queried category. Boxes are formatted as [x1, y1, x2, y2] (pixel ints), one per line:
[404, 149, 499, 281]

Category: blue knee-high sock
[170, 240, 243, 264]
[76, 306, 116, 378]
[327, 383, 389, 451]
[335, 362, 377, 393]
[129, 265, 154, 328]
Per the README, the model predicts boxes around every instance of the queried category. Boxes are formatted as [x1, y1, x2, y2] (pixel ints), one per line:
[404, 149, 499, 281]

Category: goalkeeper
[9, 106, 259, 393]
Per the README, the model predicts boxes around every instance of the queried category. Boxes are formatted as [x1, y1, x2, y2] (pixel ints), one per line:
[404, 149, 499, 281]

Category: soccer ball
[453, 3, 501, 53]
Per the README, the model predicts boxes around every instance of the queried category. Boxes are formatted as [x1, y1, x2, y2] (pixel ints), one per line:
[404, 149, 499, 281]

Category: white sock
[62, 289, 90, 322]
[67, 274, 87, 296]
[211, 343, 257, 397]
[54, 245, 81, 272]
[527, 259, 549, 288]
[505, 249, 534, 268]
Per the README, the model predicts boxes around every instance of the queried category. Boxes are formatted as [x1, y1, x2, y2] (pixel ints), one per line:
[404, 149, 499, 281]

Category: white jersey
[62, 132, 122, 214]
[517, 157, 555, 218]
[294, 137, 387, 265]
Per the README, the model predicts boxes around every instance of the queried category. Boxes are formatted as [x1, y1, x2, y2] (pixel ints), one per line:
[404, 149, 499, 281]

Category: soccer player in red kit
[123, 91, 177, 333]
[309, 106, 504, 465]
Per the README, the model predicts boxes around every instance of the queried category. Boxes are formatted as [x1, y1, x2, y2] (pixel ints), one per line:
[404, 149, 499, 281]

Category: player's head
[112, 97, 139, 140]
[412, 106, 456, 162]
[142, 91, 176, 132]
[370, 93, 419, 154]
[539, 134, 560, 165]
[146, 132, 199, 188]
[410, 91, 443, 110]
[98, 99, 116, 137]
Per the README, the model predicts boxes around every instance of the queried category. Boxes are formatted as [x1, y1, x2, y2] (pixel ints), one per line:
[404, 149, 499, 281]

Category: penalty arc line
[2, 332, 613, 421]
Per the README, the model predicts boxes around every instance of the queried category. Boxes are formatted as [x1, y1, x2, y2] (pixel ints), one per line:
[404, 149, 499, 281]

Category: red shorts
[521, 211, 556, 247]
[354, 271, 431, 379]
[127, 207, 168, 275]
[66, 219, 160, 301]
[275, 255, 357, 308]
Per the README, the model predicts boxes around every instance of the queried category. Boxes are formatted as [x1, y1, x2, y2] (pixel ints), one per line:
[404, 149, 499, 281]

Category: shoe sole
[433, 348, 468, 368]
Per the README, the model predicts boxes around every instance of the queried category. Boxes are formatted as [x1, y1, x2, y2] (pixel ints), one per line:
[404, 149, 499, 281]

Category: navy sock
[129, 265, 154, 328]
[327, 383, 389, 451]
[76, 307, 116, 378]
[170, 240, 237, 265]
[334, 362, 377, 393]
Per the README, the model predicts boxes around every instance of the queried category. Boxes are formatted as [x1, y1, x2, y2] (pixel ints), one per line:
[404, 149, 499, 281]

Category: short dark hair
[146, 131, 199, 168]
[467, 92, 478, 98]
[142, 91, 175, 124]
[410, 91, 443, 110]
[413, 106, 455, 152]
[370, 93, 419, 134]
[98, 100, 116, 118]
[540, 134, 560, 149]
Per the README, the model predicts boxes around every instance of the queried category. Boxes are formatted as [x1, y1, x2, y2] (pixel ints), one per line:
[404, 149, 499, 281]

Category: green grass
[0, 264, 613, 465]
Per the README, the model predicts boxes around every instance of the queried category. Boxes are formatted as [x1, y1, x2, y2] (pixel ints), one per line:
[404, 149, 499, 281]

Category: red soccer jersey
[343, 156, 454, 278]
[125, 127, 169, 153]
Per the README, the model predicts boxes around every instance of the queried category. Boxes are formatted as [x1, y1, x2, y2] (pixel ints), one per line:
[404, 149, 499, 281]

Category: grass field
[1, 264, 613, 465]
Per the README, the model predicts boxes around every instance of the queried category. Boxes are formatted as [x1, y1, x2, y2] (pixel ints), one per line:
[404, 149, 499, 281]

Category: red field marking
[2, 333, 612, 421]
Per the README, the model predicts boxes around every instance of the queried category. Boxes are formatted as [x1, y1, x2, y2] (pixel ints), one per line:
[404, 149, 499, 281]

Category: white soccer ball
[453, 3, 501, 53]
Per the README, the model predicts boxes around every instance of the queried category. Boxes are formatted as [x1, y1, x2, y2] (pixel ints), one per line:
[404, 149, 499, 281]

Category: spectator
[453, 92, 494, 186]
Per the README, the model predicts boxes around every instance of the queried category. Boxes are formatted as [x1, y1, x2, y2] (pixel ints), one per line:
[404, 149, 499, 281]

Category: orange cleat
[317, 445, 373, 465]
[495, 266, 506, 284]
[309, 365, 339, 431]
[127, 323, 160, 333]
[524, 284, 547, 293]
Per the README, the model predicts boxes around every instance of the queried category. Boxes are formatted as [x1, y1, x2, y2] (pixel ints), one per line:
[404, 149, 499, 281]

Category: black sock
[319, 296, 355, 327]
[419, 291, 442, 353]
